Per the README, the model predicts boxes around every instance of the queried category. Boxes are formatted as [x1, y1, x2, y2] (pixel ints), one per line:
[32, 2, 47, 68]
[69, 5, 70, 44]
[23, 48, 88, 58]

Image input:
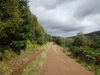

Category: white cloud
[29, 0, 100, 37]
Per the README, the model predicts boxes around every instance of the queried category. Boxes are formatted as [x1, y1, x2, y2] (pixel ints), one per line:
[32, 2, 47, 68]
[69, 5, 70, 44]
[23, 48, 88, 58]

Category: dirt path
[41, 44, 93, 75]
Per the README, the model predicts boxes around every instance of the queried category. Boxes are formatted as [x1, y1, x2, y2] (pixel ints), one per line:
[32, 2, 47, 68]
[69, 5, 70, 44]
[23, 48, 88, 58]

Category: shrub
[69, 46, 100, 63]
[73, 33, 92, 47]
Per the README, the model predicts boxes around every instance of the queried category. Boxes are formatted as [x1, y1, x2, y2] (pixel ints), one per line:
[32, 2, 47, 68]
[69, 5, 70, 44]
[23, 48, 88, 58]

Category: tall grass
[21, 43, 50, 75]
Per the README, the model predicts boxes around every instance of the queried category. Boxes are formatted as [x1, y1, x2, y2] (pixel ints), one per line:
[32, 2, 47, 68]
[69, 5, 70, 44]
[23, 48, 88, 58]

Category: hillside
[68, 30, 100, 38]
[85, 30, 100, 37]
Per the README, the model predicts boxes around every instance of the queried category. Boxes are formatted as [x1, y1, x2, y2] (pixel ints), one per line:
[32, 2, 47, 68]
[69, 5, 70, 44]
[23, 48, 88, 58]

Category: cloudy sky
[29, 0, 100, 37]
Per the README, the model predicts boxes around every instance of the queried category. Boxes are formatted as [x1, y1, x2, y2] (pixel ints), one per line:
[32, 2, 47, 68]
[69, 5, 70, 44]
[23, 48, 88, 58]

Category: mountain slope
[85, 30, 100, 37]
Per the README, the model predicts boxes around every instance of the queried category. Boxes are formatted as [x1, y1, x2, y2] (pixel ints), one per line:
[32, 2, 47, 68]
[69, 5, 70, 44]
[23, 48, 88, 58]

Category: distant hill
[85, 30, 100, 37]
[68, 30, 100, 38]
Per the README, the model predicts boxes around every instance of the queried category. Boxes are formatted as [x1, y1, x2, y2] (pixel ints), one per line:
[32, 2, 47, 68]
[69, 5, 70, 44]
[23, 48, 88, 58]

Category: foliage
[0, 0, 49, 59]
[0, 0, 22, 53]
[73, 33, 92, 47]
[52, 36, 65, 46]
[69, 46, 100, 63]
[54, 33, 100, 66]
[90, 33, 100, 48]
[2, 50, 16, 60]
[21, 40, 39, 54]
[63, 47, 100, 75]
[65, 38, 74, 47]
[0, 49, 16, 60]
[0, 62, 12, 75]
[67, 34, 100, 64]
[34, 24, 46, 45]
[62, 36, 100, 75]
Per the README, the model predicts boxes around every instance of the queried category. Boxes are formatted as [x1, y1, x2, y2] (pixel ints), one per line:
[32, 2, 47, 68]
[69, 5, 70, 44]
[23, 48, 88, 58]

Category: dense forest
[0, 0, 52, 60]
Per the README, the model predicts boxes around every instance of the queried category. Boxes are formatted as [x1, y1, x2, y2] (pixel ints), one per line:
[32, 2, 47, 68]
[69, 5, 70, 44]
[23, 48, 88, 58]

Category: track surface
[41, 44, 93, 75]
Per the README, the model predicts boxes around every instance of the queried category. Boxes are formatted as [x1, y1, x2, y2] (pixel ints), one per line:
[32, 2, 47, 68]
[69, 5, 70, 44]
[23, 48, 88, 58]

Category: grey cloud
[74, 0, 100, 18]
[49, 24, 84, 32]
[29, 0, 74, 9]
[29, 0, 100, 37]
[39, 18, 87, 37]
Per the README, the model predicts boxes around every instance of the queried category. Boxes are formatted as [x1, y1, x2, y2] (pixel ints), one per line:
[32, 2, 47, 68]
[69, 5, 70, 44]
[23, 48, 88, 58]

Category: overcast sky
[29, 0, 100, 37]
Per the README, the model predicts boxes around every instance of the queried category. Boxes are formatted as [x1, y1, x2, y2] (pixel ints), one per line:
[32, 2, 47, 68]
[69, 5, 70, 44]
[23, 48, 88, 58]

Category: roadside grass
[20, 40, 40, 55]
[62, 47, 100, 75]
[0, 62, 12, 75]
[0, 40, 41, 74]
[0, 50, 17, 75]
[21, 43, 50, 75]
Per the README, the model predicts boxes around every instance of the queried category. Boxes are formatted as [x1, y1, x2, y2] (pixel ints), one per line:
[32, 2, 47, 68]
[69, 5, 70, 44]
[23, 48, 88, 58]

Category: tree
[0, 0, 48, 55]
[52, 36, 65, 46]
[91, 33, 100, 48]
[73, 33, 91, 47]
[65, 38, 74, 47]
[0, 0, 21, 52]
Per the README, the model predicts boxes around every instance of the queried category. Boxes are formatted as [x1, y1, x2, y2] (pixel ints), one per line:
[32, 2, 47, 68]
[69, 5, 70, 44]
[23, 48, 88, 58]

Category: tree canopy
[0, 0, 49, 54]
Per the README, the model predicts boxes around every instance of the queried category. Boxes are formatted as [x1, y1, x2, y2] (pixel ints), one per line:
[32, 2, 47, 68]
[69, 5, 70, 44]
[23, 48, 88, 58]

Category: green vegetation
[21, 43, 50, 75]
[0, 42, 51, 75]
[0, 0, 51, 60]
[52, 36, 65, 46]
[0, 62, 12, 75]
[0, 0, 100, 74]
[53, 33, 100, 74]
[20, 40, 39, 55]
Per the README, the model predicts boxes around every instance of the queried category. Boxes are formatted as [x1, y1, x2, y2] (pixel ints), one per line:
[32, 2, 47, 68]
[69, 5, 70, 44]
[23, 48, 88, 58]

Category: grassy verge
[20, 40, 40, 55]
[62, 47, 100, 75]
[0, 62, 12, 75]
[21, 43, 50, 75]
[0, 40, 40, 75]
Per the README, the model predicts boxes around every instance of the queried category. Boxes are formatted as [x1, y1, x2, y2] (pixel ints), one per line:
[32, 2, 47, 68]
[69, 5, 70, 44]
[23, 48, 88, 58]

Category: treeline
[53, 33, 100, 64]
[0, 0, 51, 59]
